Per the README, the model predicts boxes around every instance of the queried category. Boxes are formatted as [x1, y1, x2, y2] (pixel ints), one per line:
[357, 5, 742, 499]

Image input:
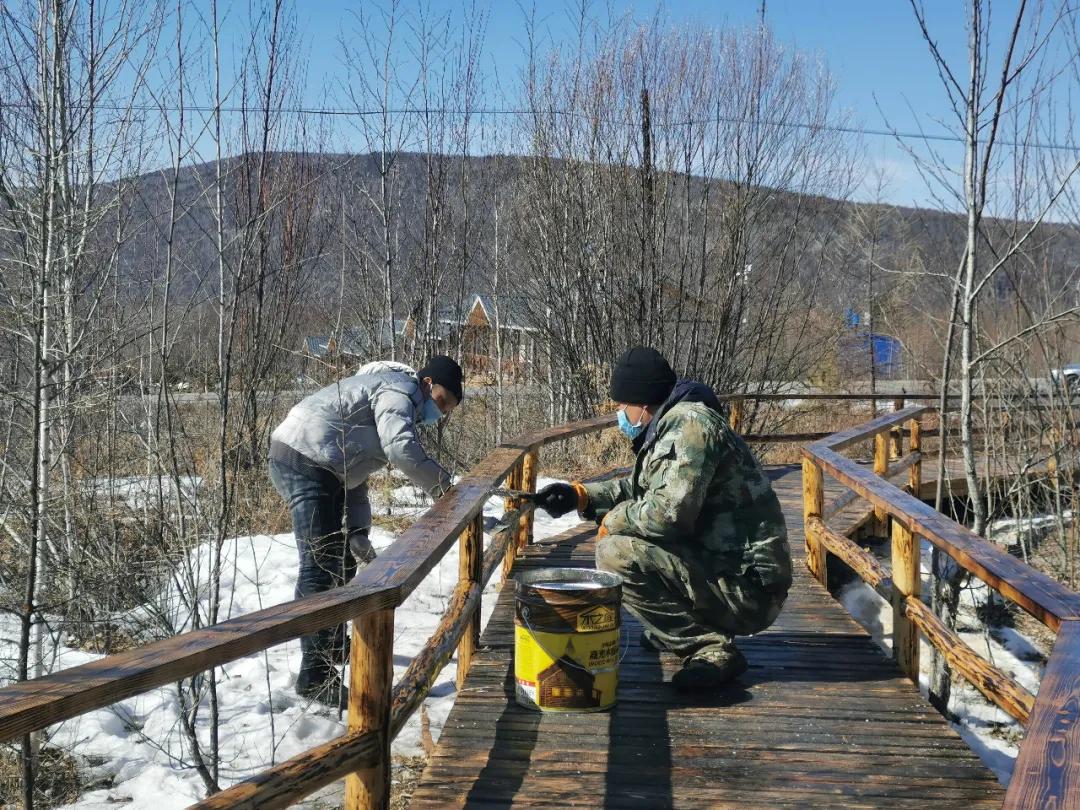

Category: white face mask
[418, 398, 443, 426]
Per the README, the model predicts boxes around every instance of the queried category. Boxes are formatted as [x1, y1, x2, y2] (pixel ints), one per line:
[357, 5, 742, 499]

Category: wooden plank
[873, 431, 889, 529]
[807, 516, 890, 599]
[890, 398, 905, 459]
[1003, 620, 1080, 809]
[811, 446, 1080, 630]
[503, 414, 614, 449]
[823, 486, 860, 519]
[887, 451, 922, 481]
[0, 579, 396, 744]
[391, 583, 481, 739]
[716, 390, 1077, 403]
[517, 450, 539, 550]
[346, 608, 394, 810]
[729, 397, 744, 433]
[457, 516, 483, 690]
[904, 597, 1034, 725]
[380, 447, 526, 597]
[908, 418, 922, 495]
[413, 468, 1007, 809]
[716, 392, 947, 402]
[481, 507, 529, 587]
[806, 405, 931, 451]
[502, 462, 524, 579]
[190, 731, 380, 810]
[802, 458, 826, 586]
[891, 518, 919, 681]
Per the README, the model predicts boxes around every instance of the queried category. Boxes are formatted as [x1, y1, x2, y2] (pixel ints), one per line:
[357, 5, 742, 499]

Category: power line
[2, 100, 1079, 153]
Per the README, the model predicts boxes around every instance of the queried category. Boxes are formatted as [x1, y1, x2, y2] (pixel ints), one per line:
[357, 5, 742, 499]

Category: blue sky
[199, 1, 1061, 210]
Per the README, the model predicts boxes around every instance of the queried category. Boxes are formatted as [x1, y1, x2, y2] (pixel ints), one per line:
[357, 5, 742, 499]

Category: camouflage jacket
[582, 401, 792, 593]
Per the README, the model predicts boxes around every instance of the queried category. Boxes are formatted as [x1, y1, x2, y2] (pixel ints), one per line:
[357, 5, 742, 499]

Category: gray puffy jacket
[270, 361, 452, 497]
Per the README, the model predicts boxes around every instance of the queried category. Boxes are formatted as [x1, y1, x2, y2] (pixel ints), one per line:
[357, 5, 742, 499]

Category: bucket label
[577, 604, 617, 632]
[514, 625, 618, 712]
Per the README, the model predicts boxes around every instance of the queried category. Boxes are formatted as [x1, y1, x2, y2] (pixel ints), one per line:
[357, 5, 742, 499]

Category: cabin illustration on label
[537, 638, 602, 709]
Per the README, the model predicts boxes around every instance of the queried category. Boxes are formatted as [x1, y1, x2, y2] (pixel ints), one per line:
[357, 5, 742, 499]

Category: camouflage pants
[595, 533, 787, 659]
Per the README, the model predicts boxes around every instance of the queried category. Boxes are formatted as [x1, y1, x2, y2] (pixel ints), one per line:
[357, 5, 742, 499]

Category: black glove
[534, 483, 579, 518]
[348, 529, 377, 566]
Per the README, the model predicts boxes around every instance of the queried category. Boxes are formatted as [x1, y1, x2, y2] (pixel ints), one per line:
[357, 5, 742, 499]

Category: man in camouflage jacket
[534, 347, 791, 690]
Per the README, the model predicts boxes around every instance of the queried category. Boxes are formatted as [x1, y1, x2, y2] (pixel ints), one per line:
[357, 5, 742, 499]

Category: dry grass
[0, 746, 84, 809]
[390, 755, 429, 810]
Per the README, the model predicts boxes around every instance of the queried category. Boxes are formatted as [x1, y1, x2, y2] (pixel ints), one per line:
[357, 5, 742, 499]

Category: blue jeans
[269, 457, 373, 688]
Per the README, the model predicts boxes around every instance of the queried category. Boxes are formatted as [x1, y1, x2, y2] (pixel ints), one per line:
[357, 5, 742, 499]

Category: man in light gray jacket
[269, 355, 462, 704]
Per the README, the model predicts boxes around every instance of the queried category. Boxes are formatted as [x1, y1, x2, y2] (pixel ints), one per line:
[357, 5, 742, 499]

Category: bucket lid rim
[515, 566, 623, 589]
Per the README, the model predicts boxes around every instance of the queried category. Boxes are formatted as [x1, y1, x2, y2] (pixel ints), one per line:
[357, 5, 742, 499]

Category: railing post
[345, 608, 394, 810]
[456, 514, 483, 691]
[891, 518, 920, 681]
[908, 416, 922, 497]
[873, 429, 889, 533]
[502, 460, 523, 579]
[890, 397, 905, 459]
[729, 397, 744, 433]
[802, 457, 826, 588]
[517, 448, 539, 550]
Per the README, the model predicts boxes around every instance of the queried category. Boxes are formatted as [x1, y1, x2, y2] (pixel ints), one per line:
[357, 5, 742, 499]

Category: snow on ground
[0, 477, 582, 808]
[22, 468, 1052, 802]
[837, 537, 1047, 785]
[82, 475, 203, 509]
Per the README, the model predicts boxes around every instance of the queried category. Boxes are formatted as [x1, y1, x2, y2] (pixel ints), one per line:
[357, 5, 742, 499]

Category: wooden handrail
[808, 444, 1080, 630]
[808, 515, 1036, 724]
[190, 730, 382, 810]
[0, 579, 397, 743]
[0, 410, 624, 807]
[0, 454, 519, 743]
[203, 504, 533, 809]
[3, 392, 1076, 809]
[715, 390, 1080, 402]
[804, 405, 1080, 810]
[1003, 620, 1080, 808]
[810, 405, 932, 451]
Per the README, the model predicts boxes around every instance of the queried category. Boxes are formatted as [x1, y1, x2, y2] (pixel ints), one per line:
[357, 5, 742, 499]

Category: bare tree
[512, 12, 857, 422]
[0, 0, 164, 803]
[908, 0, 1080, 716]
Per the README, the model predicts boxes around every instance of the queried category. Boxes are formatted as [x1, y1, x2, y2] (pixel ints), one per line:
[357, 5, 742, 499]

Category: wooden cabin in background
[438, 294, 538, 381]
[301, 293, 539, 383]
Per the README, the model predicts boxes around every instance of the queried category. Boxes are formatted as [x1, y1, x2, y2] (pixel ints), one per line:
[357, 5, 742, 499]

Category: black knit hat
[419, 355, 464, 403]
[609, 346, 676, 405]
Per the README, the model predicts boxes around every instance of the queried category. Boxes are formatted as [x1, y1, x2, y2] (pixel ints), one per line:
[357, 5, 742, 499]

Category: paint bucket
[514, 567, 623, 712]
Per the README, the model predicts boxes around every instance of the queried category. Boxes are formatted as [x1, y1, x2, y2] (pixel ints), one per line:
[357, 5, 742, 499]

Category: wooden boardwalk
[410, 464, 1006, 809]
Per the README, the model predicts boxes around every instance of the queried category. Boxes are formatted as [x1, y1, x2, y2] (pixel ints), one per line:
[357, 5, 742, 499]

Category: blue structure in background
[837, 317, 904, 379]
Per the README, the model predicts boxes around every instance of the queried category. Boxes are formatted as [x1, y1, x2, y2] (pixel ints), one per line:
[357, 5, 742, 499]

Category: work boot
[296, 669, 349, 709]
[671, 646, 748, 691]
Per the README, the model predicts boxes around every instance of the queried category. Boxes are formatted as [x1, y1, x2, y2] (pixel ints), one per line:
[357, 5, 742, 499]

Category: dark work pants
[269, 457, 372, 690]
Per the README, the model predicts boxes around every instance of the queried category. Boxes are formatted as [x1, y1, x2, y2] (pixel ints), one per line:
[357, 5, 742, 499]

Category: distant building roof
[439, 293, 536, 331]
[305, 320, 411, 359]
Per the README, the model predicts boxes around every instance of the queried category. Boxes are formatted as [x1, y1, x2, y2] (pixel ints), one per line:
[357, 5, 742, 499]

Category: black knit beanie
[419, 355, 464, 403]
[609, 347, 676, 405]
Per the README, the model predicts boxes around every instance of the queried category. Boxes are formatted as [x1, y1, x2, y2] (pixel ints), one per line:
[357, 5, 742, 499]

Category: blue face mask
[419, 398, 444, 426]
[617, 408, 645, 440]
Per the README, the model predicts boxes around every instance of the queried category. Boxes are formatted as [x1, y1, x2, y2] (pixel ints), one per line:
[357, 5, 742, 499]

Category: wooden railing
[0, 413, 611, 810]
[802, 405, 1080, 809]
[0, 393, 1075, 809]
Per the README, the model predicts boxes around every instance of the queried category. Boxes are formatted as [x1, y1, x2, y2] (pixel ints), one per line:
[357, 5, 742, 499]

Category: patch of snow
[0, 476, 584, 806]
[81, 475, 203, 509]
